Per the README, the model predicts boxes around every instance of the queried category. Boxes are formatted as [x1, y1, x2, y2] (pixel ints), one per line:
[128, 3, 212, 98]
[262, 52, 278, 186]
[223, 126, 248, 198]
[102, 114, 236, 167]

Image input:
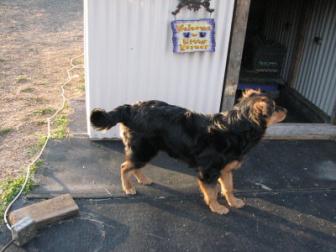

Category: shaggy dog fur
[90, 89, 287, 214]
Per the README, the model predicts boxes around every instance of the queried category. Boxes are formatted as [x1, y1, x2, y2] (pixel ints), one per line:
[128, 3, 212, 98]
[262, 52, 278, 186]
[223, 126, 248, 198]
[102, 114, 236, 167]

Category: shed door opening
[236, 0, 336, 124]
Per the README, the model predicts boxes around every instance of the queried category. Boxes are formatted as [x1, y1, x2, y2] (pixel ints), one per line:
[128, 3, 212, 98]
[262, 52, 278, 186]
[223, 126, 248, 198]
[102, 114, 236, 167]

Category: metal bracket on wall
[172, 0, 214, 16]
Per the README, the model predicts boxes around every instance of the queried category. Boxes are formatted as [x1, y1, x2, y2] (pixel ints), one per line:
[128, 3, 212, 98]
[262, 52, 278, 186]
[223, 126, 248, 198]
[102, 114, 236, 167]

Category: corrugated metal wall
[84, 0, 235, 138]
[263, 0, 303, 81]
[263, 0, 336, 116]
[293, 0, 336, 116]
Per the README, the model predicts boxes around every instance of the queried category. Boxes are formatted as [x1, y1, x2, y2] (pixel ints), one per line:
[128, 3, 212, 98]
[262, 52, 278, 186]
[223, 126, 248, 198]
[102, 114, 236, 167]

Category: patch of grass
[27, 134, 47, 157]
[0, 160, 44, 222]
[0, 128, 14, 137]
[77, 83, 85, 92]
[79, 73, 85, 83]
[51, 114, 69, 139]
[34, 120, 47, 126]
[0, 58, 5, 63]
[27, 97, 45, 104]
[72, 57, 83, 66]
[16, 75, 30, 83]
[33, 107, 56, 116]
[21, 87, 35, 93]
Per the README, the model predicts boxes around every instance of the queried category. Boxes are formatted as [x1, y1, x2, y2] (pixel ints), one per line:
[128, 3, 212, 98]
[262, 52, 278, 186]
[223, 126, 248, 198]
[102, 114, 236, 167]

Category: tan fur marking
[119, 123, 129, 146]
[219, 161, 245, 208]
[267, 111, 287, 126]
[197, 179, 229, 215]
[224, 160, 242, 171]
[254, 100, 267, 115]
[249, 100, 267, 125]
[242, 89, 261, 98]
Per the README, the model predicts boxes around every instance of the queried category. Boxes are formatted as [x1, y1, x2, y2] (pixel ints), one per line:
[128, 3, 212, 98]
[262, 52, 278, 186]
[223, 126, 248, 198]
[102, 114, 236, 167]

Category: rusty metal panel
[84, 0, 235, 138]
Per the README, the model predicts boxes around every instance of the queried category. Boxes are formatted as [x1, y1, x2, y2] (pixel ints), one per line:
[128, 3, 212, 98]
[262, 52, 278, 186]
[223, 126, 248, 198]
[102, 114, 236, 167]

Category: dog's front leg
[219, 161, 245, 208]
[197, 179, 229, 215]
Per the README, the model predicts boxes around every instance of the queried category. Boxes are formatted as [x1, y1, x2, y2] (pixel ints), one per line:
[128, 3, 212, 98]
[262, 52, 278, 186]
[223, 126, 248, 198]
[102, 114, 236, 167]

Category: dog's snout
[276, 106, 287, 114]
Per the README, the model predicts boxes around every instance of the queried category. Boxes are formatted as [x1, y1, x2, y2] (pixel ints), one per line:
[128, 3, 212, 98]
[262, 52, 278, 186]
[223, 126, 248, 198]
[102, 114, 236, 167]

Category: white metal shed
[84, 0, 235, 138]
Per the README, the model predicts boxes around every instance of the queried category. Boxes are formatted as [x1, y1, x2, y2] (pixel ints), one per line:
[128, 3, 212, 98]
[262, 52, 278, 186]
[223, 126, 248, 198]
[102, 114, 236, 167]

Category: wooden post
[221, 0, 251, 111]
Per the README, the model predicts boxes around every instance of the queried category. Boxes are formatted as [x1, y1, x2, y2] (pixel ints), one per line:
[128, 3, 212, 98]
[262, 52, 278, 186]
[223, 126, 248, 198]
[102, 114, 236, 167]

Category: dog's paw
[124, 187, 137, 195]
[209, 202, 229, 215]
[228, 198, 245, 208]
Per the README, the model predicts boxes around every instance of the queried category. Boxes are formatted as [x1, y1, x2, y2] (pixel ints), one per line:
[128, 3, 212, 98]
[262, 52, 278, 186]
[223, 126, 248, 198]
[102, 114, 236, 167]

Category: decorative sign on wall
[171, 18, 215, 53]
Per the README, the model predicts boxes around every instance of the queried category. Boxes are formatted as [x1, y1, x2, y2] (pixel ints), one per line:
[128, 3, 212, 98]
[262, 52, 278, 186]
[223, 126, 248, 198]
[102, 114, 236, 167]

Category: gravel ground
[0, 0, 84, 180]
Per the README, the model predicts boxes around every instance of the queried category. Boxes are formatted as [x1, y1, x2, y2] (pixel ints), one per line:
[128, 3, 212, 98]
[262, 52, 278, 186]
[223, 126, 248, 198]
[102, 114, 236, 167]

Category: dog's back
[91, 100, 210, 163]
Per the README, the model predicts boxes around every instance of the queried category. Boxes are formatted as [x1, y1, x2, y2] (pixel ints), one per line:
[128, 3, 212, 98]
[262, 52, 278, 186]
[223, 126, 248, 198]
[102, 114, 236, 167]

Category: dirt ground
[0, 0, 84, 180]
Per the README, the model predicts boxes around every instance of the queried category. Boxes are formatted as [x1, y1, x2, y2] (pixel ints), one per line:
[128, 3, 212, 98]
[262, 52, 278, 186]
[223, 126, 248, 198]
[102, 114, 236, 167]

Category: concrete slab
[9, 194, 79, 228]
[30, 138, 336, 198]
[1, 191, 336, 252]
[265, 123, 336, 140]
[31, 138, 197, 198]
[68, 98, 87, 136]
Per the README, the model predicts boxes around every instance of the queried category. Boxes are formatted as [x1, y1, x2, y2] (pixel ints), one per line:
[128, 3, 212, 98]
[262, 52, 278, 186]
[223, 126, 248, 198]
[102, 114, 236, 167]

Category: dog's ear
[253, 100, 267, 116]
[252, 97, 272, 118]
[242, 89, 261, 98]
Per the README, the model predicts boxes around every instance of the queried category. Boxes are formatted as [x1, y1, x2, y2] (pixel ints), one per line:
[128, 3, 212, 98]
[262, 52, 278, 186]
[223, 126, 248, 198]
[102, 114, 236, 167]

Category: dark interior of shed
[235, 0, 322, 123]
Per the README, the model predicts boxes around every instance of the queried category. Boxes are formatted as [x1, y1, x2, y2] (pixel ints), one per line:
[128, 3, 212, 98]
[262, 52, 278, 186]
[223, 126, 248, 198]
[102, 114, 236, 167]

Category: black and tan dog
[90, 90, 287, 214]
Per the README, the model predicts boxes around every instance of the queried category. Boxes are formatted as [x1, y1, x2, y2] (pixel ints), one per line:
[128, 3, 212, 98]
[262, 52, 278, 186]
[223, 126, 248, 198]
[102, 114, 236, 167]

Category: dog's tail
[90, 105, 131, 130]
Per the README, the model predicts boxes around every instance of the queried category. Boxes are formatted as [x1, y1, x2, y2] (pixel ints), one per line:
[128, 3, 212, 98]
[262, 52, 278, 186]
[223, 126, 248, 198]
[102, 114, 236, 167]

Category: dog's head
[236, 89, 287, 127]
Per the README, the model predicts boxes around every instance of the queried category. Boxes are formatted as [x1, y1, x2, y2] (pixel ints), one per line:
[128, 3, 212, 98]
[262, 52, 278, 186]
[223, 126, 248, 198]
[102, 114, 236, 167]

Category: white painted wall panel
[84, 0, 235, 138]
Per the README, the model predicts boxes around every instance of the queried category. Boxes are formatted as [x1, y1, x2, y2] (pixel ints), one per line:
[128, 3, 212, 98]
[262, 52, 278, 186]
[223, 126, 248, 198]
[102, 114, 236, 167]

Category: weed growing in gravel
[51, 114, 69, 139]
[33, 107, 56, 116]
[34, 121, 47, 126]
[27, 134, 47, 157]
[77, 83, 85, 92]
[16, 75, 30, 83]
[21, 87, 35, 93]
[0, 128, 14, 137]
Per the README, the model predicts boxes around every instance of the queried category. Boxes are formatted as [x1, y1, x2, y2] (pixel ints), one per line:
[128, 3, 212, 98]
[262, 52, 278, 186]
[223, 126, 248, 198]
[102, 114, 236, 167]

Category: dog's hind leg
[120, 161, 137, 195]
[218, 161, 245, 208]
[132, 170, 153, 185]
[120, 125, 157, 192]
[197, 179, 229, 215]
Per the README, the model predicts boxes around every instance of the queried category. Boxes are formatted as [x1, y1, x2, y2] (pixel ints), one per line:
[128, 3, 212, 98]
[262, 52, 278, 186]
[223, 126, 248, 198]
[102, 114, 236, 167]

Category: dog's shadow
[91, 139, 260, 193]
[92, 139, 195, 177]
